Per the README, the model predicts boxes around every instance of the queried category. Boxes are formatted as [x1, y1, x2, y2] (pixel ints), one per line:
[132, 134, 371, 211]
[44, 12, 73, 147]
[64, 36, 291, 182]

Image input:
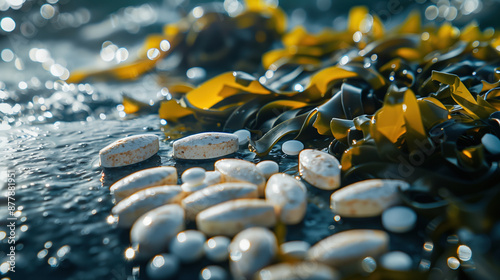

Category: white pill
[307, 229, 389, 267]
[173, 132, 238, 159]
[330, 179, 410, 217]
[182, 182, 258, 220]
[482, 133, 500, 155]
[130, 204, 185, 258]
[280, 241, 310, 260]
[256, 161, 279, 180]
[255, 262, 339, 280]
[200, 265, 228, 280]
[182, 182, 208, 193]
[204, 236, 231, 262]
[147, 254, 180, 279]
[110, 166, 178, 202]
[112, 185, 183, 228]
[170, 230, 206, 263]
[380, 251, 413, 271]
[100, 134, 159, 168]
[196, 199, 276, 236]
[299, 149, 341, 190]
[182, 167, 206, 185]
[265, 173, 307, 225]
[229, 227, 278, 279]
[382, 206, 417, 233]
[282, 140, 304, 156]
[233, 129, 251, 146]
[215, 159, 266, 196]
[204, 171, 222, 186]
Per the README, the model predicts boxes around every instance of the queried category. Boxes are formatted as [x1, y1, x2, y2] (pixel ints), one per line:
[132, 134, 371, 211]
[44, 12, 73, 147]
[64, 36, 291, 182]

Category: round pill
[482, 133, 500, 155]
[146, 254, 180, 279]
[233, 129, 251, 146]
[199, 265, 228, 280]
[381, 206, 417, 233]
[282, 140, 304, 156]
[256, 160, 279, 180]
[182, 167, 206, 185]
[380, 251, 413, 271]
[170, 230, 206, 263]
[204, 236, 230, 262]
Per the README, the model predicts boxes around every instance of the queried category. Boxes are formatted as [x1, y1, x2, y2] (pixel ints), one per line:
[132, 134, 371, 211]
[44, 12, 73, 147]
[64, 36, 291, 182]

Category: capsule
[299, 149, 341, 190]
[330, 179, 410, 217]
[215, 159, 266, 196]
[110, 166, 178, 202]
[307, 229, 389, 267]
[196, 199, 276, 236]
[182, 182, 258, 220]
[173, 132, 238, 159]
[130, 204, 185, 258]
[112, 185, 183, 228]
[99, 134, 159, 168]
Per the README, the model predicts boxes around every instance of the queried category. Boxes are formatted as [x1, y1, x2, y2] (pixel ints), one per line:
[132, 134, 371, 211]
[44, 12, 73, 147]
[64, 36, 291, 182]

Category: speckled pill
[99, 134, 159, 168]
[173, 132, 238, 159]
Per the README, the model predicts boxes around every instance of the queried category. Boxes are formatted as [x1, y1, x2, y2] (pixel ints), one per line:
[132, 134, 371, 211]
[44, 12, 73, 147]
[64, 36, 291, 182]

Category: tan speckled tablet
[173, 132, 238, 160]
[99, 134, 159, 168]
[299, 149, 341, 190]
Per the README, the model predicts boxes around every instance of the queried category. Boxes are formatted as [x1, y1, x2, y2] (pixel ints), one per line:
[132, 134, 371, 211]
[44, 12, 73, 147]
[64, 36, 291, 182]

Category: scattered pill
[233, 129, 251, 146]
[380, 251, 413, 271]
[199, 265, 228, 280]
[482, 133, 500, 155]
[381, 206, 417, 233]
[308, 229, 389, 267]
[330, 179, 410, 217]
[282, 140, 304, 156]
[170, 230, 206, 263]
[182, 167, 206, 185]
[299, 149, 341, 190]
[100, 134, 159, 168]
[204, 236, 231, 262]
[146, 254, 180, 279]
[110, 166, 178, 202]
[256, 160, 279, 180]
[173, 132, 238, 159]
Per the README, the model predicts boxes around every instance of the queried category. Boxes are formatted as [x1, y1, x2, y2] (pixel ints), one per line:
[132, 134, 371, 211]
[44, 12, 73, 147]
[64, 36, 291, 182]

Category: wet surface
[0, 115, 427, 279]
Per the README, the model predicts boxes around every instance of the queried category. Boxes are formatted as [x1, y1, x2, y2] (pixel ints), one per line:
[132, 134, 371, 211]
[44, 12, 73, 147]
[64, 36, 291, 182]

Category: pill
[99, 134, 159, 168]
[282, 140, 304, 156]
